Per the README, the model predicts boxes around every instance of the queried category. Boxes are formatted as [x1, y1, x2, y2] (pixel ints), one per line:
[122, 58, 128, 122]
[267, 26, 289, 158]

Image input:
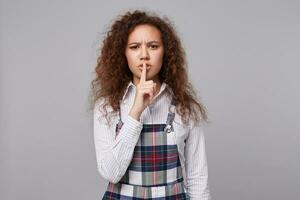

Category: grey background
[1, 0, 299, 199]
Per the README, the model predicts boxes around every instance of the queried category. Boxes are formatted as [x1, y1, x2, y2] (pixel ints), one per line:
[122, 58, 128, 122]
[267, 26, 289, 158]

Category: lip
[138, 64, 151, 70]
[138, 63, 151, 67]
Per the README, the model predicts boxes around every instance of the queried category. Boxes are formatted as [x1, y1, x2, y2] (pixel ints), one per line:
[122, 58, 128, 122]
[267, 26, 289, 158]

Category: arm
[184, 122, 211, 199]
[93, 102, 143, 184]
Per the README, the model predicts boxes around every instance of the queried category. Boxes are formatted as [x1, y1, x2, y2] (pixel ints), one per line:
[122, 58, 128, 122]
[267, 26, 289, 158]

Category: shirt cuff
[121, 114, 143, 142]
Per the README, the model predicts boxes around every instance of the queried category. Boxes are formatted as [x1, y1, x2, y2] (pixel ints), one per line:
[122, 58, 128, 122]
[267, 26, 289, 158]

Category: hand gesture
[129, 63, 157, 120]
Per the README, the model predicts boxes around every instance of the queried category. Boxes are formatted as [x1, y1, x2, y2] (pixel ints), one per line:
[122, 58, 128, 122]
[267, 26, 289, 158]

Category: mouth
[138, 64, 151, 70]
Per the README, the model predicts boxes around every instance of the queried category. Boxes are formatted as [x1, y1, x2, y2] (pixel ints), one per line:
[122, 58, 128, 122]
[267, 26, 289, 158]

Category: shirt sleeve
[93, 102, 143, 184]
[184, 122, 211, 199]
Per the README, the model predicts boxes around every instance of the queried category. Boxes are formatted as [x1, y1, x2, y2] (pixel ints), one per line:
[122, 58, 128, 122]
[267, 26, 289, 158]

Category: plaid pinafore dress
[102, 98, 190, 199]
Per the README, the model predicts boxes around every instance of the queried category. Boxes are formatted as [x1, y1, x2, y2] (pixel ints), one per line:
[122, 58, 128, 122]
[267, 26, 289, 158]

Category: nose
[140, 45, 149, 61]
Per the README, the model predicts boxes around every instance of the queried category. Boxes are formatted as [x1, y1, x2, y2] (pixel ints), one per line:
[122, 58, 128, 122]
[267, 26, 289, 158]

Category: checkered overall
[102, 99, 190, 199]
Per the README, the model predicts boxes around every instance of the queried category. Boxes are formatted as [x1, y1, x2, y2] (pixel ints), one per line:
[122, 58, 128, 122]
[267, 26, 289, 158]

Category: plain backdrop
[1, 0, 299, 199]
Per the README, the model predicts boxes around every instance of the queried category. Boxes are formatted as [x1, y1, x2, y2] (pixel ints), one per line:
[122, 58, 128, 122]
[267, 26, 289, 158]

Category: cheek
[156, 49, 164, 62]
[125, 52, 132, 63]
[154, 51, 164, 67]
[126, 52, 138, 66]
[126, 57, 138, 74]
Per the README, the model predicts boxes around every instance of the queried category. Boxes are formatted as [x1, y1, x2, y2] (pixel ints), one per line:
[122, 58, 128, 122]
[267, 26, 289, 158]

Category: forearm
[185, 123, 211, 199]
[94, 113, 143, 183]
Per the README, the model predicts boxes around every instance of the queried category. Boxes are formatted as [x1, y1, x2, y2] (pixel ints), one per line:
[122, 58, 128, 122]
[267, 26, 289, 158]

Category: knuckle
[147, 80, 153, 84]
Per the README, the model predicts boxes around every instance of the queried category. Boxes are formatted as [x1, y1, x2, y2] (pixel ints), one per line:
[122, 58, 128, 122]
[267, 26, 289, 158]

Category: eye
[129, 45, 138, 49]
[149, 45, 159, 49]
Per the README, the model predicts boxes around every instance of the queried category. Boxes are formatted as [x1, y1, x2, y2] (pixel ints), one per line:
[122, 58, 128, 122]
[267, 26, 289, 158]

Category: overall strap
[118, 103, 122, 123]
[165, 97, 176, 133]
[116, 102, 123, 135]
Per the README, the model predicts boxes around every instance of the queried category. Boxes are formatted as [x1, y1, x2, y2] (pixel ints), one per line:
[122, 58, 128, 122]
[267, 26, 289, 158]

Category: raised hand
[129, 63, 157, 120]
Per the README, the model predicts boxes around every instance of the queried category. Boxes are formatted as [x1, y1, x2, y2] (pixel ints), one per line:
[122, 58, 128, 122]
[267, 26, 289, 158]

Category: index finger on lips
[140, 63, 147, 83]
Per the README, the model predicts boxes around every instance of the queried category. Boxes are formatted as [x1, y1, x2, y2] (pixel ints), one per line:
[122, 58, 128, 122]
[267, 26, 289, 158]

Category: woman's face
[125, 24, 164, 85]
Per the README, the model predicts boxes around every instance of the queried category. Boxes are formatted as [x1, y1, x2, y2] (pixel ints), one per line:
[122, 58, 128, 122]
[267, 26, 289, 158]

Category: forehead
[127, 24, 162, 42]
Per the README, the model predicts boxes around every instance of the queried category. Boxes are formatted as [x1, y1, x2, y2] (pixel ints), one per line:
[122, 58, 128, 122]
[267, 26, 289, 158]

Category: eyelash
[129, 45, 159, 49]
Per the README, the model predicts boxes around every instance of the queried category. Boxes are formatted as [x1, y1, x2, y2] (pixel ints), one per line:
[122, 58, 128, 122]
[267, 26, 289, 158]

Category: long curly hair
[89, 9, 208, 126]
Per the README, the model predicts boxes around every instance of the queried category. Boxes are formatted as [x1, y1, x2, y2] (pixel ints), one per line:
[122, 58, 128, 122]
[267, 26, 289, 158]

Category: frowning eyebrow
[128, 41, 161, 45]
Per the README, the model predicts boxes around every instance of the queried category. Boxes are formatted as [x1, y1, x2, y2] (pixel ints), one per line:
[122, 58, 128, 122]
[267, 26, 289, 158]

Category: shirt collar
[121, 80, 171, 102]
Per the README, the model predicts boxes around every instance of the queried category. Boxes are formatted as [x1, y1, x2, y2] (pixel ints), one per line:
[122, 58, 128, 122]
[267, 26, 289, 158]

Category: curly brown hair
[89, 9, 208, 126]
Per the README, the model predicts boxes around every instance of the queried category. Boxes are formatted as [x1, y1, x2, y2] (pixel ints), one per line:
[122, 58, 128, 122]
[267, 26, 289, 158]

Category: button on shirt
[93, 81, 211, 199]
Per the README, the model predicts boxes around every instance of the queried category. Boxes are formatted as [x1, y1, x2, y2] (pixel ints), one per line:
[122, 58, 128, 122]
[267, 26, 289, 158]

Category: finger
[141, 87, 153, 100]
[141, 82, 154, 88]
[140, 84, 155, 89]
[140, 63, 147, 83]
[141, 87, 153, 94]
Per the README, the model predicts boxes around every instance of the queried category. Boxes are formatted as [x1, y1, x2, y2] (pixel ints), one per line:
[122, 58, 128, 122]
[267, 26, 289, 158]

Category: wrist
[129, 108, 142, 121]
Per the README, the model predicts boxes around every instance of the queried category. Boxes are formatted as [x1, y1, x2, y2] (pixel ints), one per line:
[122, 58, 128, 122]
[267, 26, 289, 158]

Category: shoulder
[94, 98, 114, 113]
[174, 102, 205, 129]
[94, 98, 117, 127]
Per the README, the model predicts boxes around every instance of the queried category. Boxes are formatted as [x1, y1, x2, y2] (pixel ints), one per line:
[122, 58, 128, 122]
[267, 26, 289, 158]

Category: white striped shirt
[93, 81, 211, 199]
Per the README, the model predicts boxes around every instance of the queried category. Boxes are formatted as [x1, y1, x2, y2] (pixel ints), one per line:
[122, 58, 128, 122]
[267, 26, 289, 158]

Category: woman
[90, 9, 211, 199]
